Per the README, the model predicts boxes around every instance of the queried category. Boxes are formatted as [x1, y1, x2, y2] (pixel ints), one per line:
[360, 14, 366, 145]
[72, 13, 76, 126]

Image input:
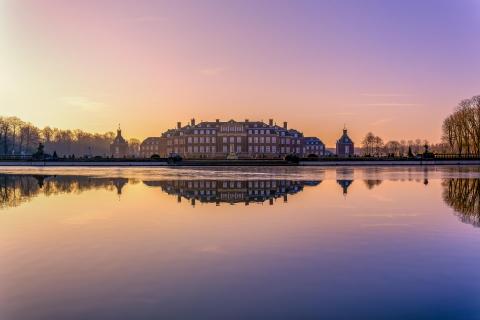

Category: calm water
[1, 166, 480, 320]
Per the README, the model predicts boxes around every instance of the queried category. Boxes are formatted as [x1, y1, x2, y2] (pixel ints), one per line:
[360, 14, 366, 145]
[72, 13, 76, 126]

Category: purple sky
[1, 0, 479, 145]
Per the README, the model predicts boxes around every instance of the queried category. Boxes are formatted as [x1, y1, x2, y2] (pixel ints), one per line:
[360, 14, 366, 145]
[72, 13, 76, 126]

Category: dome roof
[113, 128, 127, 144]
[338, 129, 353, 144]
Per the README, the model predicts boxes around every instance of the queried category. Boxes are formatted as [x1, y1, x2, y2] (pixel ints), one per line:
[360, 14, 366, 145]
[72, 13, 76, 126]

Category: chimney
[177, 122, 181, 129]
[269, 119, 274, 126]
[191, 118, 196, 126]
[245, 119, 249, 123]
[283, 121, 288, 129]
[216, 119, 220, 123]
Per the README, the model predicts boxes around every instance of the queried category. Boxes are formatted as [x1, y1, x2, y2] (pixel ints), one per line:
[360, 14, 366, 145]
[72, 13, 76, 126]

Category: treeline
[0, 116, 140, 156]
[442, 95, 480, 155]
[360, 132, 448, 157]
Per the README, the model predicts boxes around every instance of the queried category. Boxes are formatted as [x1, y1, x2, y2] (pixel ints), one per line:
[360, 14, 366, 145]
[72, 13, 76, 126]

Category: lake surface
[1, 166, 479, 320]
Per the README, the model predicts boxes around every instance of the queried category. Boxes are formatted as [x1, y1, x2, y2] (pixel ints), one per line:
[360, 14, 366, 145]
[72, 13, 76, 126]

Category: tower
[110, 124, 129, 158]
[336, 127, 354, 157]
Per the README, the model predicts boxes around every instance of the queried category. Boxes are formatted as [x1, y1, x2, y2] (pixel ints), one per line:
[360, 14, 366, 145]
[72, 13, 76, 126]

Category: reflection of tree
[442, 179, 480, 227]
[363, 180, 382, 190]
[144, 180, 321, 206]
[0, 175, 129, 209]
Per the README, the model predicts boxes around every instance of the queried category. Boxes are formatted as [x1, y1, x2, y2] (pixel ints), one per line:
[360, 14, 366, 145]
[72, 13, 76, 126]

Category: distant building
[110, 126, 128, 158]
[140, 137, 165, 158]
[140, 118, 325, 159]
[303, 137, 325, 157]
[336, 128, 354, 157]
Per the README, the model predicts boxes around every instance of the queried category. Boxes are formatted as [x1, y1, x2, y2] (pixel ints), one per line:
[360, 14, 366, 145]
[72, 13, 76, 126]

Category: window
[229, 137, 234, 143]
[193, 137, 198, 143]
[248, 137, 252, 143]
[200, 130, 204, 134]
[260, 146, 264, 152]
[266, 146, 270, 152]
[194, 130, 198, 134]
[266, 130, 270, 134]
[188, 137, 192, 143]
[200, 137, 204, 143]
[236, 137, 241, 143]
[236, 145, 241, 153]
[254, 146, 258, 152]
[248, 146, 253, 152]
[254, 137, 258, 143]
[248, 130, 252, 134]
[272, 137, 276, 143]
[206, 137, 210, 143]
[254, 130, 258, 134]
[272, 146, 276, 153]
[223, 145, 228, 152]
[206, 146, 210, 152]
[206, 130, 210, 134]
[260, 130, 264, 134]
[193, 146, 198, 153]
[199, 146, 204, 152]
[223, 137, 227, 143]
[212, 146, 216, 153]
[266, 137, 270, 143]
[260, 137, 264, 143]
[212, 137, 216, 143]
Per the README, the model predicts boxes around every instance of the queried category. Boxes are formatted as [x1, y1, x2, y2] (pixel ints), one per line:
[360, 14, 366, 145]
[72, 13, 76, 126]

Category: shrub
[285, 154, 300, 163]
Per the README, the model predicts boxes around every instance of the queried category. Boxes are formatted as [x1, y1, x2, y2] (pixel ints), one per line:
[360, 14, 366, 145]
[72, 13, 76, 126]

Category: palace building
[140, 118, 325, 159]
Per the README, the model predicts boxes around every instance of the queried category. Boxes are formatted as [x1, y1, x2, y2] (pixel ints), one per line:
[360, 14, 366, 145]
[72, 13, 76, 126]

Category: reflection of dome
[113, 178, 128, 195]
[113, 129, 126, 144]
[337, 179, 353, 195]
[303, 181, 321, 187]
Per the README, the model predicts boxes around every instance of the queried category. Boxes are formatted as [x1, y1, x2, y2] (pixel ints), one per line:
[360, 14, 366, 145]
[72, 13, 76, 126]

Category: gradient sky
[1, 0, 479, 146]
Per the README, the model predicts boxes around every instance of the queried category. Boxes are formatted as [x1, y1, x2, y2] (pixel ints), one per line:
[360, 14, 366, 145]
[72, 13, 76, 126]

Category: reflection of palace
[144, 180, 321, 206]
[442, 178, 480, 227]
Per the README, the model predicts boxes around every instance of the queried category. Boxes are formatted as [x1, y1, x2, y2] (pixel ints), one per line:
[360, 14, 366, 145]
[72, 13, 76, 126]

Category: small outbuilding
[336, 127, 354, 157]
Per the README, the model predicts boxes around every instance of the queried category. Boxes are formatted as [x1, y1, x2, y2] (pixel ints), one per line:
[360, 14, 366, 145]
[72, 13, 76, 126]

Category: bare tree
[361, 132, 375, 156]
[442, 95, 480, 155]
